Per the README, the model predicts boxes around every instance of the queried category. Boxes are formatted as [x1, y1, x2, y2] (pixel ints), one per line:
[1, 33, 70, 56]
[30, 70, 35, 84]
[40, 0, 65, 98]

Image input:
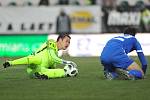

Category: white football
[64, 64, 78, 77]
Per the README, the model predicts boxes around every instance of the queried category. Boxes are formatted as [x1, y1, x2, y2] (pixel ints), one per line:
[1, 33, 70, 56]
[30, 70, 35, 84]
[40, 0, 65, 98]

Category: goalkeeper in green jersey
[3, 33, 78, 79]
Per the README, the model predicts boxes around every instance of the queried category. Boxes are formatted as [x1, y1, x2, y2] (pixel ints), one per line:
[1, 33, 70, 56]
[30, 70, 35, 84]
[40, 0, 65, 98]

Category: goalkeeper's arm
[48, 49, 77, 67]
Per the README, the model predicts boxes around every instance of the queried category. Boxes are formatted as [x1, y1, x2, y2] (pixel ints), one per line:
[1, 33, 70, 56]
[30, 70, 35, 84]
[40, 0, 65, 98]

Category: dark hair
[124, 26, 137, 36]
[57, 33, 71, 42]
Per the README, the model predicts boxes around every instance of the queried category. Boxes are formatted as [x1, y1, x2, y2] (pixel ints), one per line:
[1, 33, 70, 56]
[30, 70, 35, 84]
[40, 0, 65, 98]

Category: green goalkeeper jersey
[34, 39, 63, 68]
[8, 39, 66, 78]
[26, 39, 65, 77]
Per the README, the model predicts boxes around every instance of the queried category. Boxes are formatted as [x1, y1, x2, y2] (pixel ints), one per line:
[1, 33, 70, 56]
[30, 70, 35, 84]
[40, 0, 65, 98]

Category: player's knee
[128, 70, 144, 79]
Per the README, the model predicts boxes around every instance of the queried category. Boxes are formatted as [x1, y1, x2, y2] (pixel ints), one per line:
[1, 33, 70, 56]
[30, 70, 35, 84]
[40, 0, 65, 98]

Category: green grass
[0, 56, 150, 100]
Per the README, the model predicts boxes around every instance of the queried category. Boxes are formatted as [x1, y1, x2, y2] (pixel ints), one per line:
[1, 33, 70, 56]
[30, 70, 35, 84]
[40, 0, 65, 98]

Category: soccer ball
[64, 64, 78, 77]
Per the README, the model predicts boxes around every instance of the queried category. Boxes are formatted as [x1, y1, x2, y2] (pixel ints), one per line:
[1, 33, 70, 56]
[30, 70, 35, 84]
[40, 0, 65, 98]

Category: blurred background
[0, 0, 150, 57]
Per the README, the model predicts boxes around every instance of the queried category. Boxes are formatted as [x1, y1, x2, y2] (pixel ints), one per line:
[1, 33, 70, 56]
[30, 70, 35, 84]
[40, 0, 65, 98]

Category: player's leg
[101, 61, 119, 80]
[126, 62, 144, 79]
[26, 66, 37, 78]
[113, 55, 144, 80]
[104, 70, 118, 80]
[34, 68, 66, 79]
[100, 54, 119, 80]
[115, 68, 136, 80]
[26, 50, 56, 79]
[127, 62, 144, 75]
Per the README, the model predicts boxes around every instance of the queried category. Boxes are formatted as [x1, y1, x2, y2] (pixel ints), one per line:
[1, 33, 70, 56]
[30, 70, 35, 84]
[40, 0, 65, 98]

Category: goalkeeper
[3, 33, 77, 79]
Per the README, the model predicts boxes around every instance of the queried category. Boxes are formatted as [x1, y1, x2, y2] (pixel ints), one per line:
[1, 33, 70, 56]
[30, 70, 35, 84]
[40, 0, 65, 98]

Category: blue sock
[128, 70, 143, 79]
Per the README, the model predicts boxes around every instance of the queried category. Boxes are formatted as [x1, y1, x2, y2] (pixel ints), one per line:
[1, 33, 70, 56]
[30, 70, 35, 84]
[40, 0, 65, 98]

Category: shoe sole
[115, 68, 135, 80]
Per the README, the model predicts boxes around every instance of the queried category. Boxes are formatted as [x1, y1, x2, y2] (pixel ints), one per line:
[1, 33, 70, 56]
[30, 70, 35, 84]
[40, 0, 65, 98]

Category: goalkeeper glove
[62, 60, 77, 68]
[3, 62, 11, 68]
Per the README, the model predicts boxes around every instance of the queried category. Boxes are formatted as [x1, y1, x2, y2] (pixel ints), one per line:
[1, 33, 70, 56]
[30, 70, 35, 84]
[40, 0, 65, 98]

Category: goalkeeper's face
[60, 36, 70, 50]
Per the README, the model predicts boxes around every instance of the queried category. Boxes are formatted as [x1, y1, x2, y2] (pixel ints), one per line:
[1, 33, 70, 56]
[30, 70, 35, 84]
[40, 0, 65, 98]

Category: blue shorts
[100, 47, 134, 71]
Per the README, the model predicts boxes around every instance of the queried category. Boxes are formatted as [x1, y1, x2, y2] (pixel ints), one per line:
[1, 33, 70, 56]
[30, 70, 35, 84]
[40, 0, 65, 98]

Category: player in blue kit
[100, 27, 147, 80]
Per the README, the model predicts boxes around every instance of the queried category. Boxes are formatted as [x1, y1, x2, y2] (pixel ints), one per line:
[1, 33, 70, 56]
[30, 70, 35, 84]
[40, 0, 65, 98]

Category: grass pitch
[0, 56, 150, 100]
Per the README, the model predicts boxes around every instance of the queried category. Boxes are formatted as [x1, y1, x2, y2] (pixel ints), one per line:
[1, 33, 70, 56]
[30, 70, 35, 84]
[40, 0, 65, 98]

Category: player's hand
[69, 61, 77, 68]
[63, 60, 77, 68]
[3, 62, 11, 68]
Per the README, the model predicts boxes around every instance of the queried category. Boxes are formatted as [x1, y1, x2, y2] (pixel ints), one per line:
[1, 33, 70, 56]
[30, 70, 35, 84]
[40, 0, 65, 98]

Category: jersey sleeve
[48, 49, 63, 64]
[137, 52, 147, 74]
[135, 39, 147, 74]
[135, 39, 143, 52]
